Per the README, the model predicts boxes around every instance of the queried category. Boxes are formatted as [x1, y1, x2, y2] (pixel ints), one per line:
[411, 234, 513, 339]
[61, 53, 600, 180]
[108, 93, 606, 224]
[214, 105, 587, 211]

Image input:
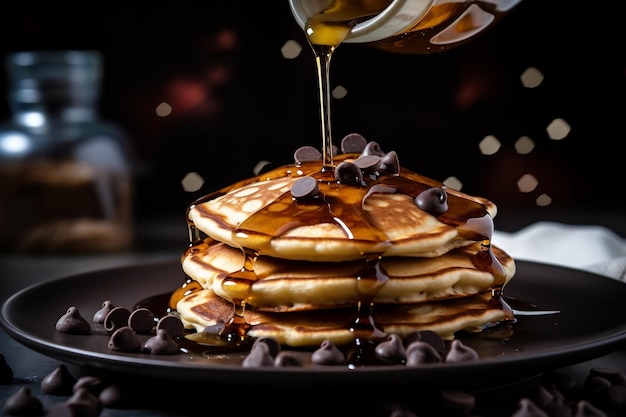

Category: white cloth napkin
[493, 221, 626, 281]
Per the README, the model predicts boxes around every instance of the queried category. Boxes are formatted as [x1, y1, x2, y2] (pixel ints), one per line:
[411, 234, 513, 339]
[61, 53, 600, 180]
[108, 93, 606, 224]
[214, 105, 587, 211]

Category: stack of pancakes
[173, 136, 516, 348]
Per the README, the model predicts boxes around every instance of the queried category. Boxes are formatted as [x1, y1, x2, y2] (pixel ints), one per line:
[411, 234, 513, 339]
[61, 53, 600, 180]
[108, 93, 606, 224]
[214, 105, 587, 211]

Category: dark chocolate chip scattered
[405, 340, 442, 366]
[334, 161, 363, 185]
[414, 330, 446, 355]
[353, 154, 381, 173]
[242, 341, 274, 367]
[107, 326, 141, 353]
[415, 187, 449, 216]
[510, 398, 548, 417]
[294, 145, 322, 163]
[440, 390, 476, 416]
[274, 351, 303, 367]
[375, 334, 406, 364]
[445, 339, 479, 363]
[73, 375, 107, 396]
[380, 150, 400, 174]
[574, 400, 606, 417]
[92, 300, 115, 324]
[98, 384, 130, 409]
[104, 306, 131, 333]
[156, 315, 185, 339]
[128, 308, 155, 334]
[0, 353, 13, 384]
[55, 307, 91, 335]
[291, 176, 319, 199]
[143, 329, 179, 355]
[2, 386, 43, 416]
[41, 364, 77, 395]
[361, 141, 384, 157]
[252, 337, 281, 358]
[341, 132, 367, 153]
[311, 339, 346, 365]
[64, 387, 103, 417]
[589, 367, 626, 386]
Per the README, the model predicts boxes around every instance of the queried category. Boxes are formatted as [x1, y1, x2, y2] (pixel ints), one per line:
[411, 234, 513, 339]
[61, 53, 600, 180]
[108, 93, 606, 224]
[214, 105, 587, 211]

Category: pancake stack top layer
[172, 134, 516, 348]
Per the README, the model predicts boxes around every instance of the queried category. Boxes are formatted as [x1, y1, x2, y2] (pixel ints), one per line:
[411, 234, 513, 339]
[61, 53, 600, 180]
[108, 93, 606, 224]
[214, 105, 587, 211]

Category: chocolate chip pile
[55, 301, 184, 355]
[3, 348, 626, 416]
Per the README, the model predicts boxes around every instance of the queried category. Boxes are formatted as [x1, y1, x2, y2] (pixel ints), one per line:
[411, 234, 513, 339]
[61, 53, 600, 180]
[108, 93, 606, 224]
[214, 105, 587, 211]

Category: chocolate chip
[416, 330, 446, 355]
[0, 353, 13, 384]
[341, 133, 367, 153]
[73, 375, 107, 396]
[98, 384, 130, 408]
[415, 187, 449, 216]
[294, 145, 322, 163]
[440, 390, 476, 416]
[252, 337, 281, 358]
[55, 306, 91, 335]
[156, 315, 184, 339]
[242, 341, 274, 367]
[274, 351, 303, 367]
[405, 340, 442, 366]
[65, 387, 103, 417]
[291, 176, 319, 199]
[375, 334, 407, 364]
[104, 306, 131, 333]
[380, 150, 400, 174]
[2, 386, 43, 416]
[107, 326, 141, 353]
[361, 141, 385, 157]
[144, 329, 179, 355]
[589, 367, 626, 386]
[353, 154, 381, 174]
[510, 398, 546, 417]
[311, 339, 346, 366]
[334, 161, 363, 185]
[92, 300, 115, 324]
[41, 364, 76, 395]
[574, 399, 606, 417]
[128, 308, 155, 334]
[445, 339, 479, 363]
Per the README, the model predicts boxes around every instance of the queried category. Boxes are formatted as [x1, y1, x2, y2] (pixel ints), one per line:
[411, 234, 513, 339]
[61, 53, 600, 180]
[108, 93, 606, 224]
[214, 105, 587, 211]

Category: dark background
[0, 1, 624, 235]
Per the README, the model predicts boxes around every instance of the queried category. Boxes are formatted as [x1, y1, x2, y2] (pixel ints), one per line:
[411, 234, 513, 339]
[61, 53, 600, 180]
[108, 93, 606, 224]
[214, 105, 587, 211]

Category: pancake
[181, 239, 516, 312]
[187, 154, 498, 262]
[176, 288, 508, 347]
[173, 135, 516, 349]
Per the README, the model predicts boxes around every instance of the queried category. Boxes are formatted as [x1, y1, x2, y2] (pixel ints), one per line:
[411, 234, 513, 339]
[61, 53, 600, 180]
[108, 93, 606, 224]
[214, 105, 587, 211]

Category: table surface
[2, 217, 626, 417]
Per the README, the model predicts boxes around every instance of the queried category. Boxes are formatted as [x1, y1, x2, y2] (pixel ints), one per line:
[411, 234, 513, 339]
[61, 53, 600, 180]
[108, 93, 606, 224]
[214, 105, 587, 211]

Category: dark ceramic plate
[2, 260, 626, 391]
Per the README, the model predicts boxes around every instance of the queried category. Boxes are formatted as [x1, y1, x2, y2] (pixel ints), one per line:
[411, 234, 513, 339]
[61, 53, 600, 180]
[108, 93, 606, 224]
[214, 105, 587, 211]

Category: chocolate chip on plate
[108, 326, 141, 353]
[55, 306, 91, 335]
[92, 300, 115, 324]
[144, 329, 179, 355]
[155, 315, 185, 339]
[104, 306, 131, 333]
[128, 307, 155, 334]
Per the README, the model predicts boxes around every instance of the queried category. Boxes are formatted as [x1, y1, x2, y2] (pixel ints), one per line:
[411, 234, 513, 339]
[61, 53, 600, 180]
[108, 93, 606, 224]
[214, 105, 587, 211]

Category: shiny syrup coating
[170, 153, 512, 358]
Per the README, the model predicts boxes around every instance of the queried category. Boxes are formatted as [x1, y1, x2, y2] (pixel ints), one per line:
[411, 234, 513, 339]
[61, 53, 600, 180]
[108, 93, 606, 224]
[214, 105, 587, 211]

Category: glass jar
[0, 50, 134, 253]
